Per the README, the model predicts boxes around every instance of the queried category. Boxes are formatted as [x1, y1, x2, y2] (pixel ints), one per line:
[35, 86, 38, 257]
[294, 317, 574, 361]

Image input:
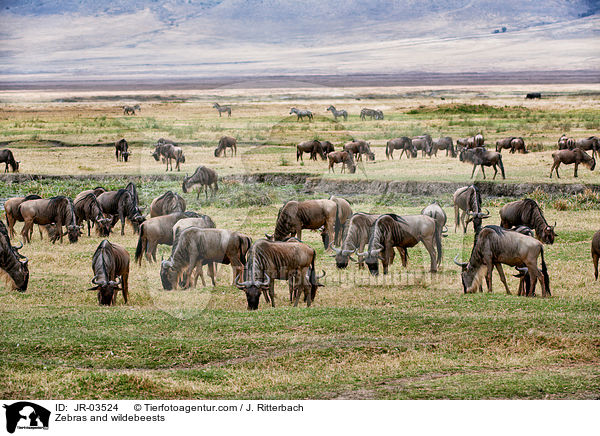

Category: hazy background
[0, 0, 598, 82]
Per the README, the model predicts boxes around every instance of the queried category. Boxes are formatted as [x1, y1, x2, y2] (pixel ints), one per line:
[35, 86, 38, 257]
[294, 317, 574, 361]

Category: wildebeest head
[151, 148, 161, 161]
[97, 216, 113, 237]
[121, 151, 131, 162]
[539, 222, 556, 244]
[66, 224, 82, 243]
[236, 274, 270, 310]
[454, 254, 472, 293]
[89, 276, 121, 305]
[331, 246, 357, 269]
[160, 259, 178, 291]
[5, 241, 29, 292]
[465, 209, 490, 232]
[358, 247, 384, 276]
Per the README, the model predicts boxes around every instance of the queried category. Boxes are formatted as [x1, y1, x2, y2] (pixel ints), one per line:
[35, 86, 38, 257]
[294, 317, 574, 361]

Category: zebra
[123, 104, 140, 115]
[289, 108, 313, 122]
[326, 105, 348, 121]
[212, 103, 231, 117]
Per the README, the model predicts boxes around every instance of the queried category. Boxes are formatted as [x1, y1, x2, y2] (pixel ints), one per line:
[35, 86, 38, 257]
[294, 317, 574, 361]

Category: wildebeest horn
[481, 209, 491, 218]
[258, 274, 270, 287]
[91, 276, 99, 284]
[356, 251, 367, 257]
[264, 233, 273, 239]
[236, 278, 252, 288]
[13, 241, 23, 250]
[453, 254, 468, 267]
[20, 256, 28, 264]
[553, 221, 557, 228]
[330, 245, 342, 254]
[316, 270, 326, 280]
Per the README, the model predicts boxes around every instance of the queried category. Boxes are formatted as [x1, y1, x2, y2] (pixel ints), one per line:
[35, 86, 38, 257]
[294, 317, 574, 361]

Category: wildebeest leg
[146, 241, 157, 263]
[471, 165, 477, 179]
[268, 282, 276, 307]
[594, 253, 599, 280]
[87, 220, 91, 237]
[574, 163, 579, 178]
[422, 238, 437, 273]
[397, 247, 407, 267]
[22, 220, 33, 244]
[492, 165, 498, 180]
[494, 264, 511, 295]
[454, 205, 460, 232]
[207, 262, 216, 287]
[194, 264, 206, 287]
[527, 266, 538, 297]
[481, 165, 486, 179]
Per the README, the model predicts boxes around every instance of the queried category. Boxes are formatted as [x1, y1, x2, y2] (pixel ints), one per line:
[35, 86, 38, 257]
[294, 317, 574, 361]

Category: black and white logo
[3, 402, 50, 434]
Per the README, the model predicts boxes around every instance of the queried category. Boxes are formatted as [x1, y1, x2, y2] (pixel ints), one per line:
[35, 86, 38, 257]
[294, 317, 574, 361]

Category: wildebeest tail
[135, 225, 145, 264]
[541, 247, 550, 296]
[498, 154, 505, 178]
[239, 235, 252, 265]
[434, 220, 443, 267]
[334, 202, 341, 247]
[385, 141, 390, 158]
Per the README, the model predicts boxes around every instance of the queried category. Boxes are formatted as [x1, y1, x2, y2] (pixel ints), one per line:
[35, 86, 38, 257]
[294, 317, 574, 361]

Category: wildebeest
[500, 199, 555, 244]
[329, 195, 353, 247]
[290, 108, 313, 121]
[212, 102, 231, 117]
[214, 136, 237, 157]
[160, 228, 251, 289]
[496, 137, 528, 154]
[422, 202, 447, 266]
[74, 187, 106, 203]
[89, 240, 129, 305]
[19, 196, 81, 244]
[459, 147, 505, 179]
[526, 92, 541, 99]
[549, 148, 595, 178]
[320, 140, 334, 155]
[152, 141, 185, 171]
[0, 220, 29, 292]
[269, 199, 338, 249]
[182, 165, 219, 199]
[343, 140, 374, 161]
[456, 137, 476, 149]
[296, 140, 323, 161]
[0, 149, 19, 172]
[412, 135, 433, 157]
[332, 212, 380, 269]
[360, 108, 382, 120]
[326, 105, 348, 121]
[236, 238, 324, 309]
[172, 215, 216, 248]
[592, 230, 600, 280]
[453, 185, 489, 235]
[74, 192, 112, 237]
[4, 194, 42, 238]
[150, 191, 186, 217]
[386, 137, 416, 159]
[122, 104, 140, 115]
[558, 135, 575, 150]
[359, 214, 441, 275]
[574, 136, 599, 159]
[327, 150, 356, 174]
[432, 137, 455, 157]
[135, 212, 193, 264]
[454, 225, 550, 297]
[114, 138, 130, 162]
[96, 189, 145, 236]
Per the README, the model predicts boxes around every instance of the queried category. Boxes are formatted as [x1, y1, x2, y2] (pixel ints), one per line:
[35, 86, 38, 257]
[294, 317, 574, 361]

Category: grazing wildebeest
[358, 214, 440, 275]
[496, 137, 527, 154]
[453, 185, 489, 235]
[236, 239, 325, 309]
[459, 147, 505, 179]
[386, 137, 416, 159]
[182, 165, 219, 199]
[296, 140, 323, 161]
[135, 212, 192, 264]
[152, 142, 185, 171]
[289, 108, 313, 121]
[160, 228, 251, 289]
[150, 191, 186, 217]
[360, 108, 381, 120]
[96, 189, 145, 236]
[329, 195, 353, 247]
[432, 137, 455, 157]
[592, 230, 600, 280]
[327, 105, 348, 121]
[114, 138, 130, 162]
[422, 202, 448, 266]
[212, 103, 231, 117]
[344, 140, 374, 161]
[172, 215, 216, 248]
[558, 134, 575, 150]
[122, 104, 140, 115]
[269, 199, 338, 249]
[4, 195, 42, 238]
[574, 136, 600, 159]
[0, 220, 29, 292]
[327, 150, 356, 174]
[412, 135, 433, 157]
[89, 240, 129, 305]
[74, 193, 112, 237]
[0, 149, 19, 172]
[456, 137, 476, 149]
[454, 225, 550, 297]
[19, 196, 81, 244]
[214, 136, 237, 157]
[526, 92, 541, 99]
[320, 140, 334, 155]
[331, 212, 380, 269]
[549, 148, 595, 178]
[500, 199, 556, 244]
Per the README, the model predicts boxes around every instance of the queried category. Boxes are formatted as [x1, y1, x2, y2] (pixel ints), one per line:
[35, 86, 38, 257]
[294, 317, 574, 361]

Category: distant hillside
[0, 0, 598, 82]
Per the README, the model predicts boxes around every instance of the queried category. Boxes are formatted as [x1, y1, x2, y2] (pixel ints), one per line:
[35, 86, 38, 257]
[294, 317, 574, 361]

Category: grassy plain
[0, 85, 599, 399]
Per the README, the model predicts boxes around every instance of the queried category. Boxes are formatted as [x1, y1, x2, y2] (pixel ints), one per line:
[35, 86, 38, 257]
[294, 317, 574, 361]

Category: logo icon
[3, 402, 50, 434]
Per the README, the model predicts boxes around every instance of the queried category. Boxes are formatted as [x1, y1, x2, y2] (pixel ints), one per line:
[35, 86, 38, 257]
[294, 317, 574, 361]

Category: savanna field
[1, 84, 600, 399]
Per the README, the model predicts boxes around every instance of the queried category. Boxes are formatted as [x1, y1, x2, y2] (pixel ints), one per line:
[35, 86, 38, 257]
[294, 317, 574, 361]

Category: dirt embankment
[1, 172, 597, 197]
